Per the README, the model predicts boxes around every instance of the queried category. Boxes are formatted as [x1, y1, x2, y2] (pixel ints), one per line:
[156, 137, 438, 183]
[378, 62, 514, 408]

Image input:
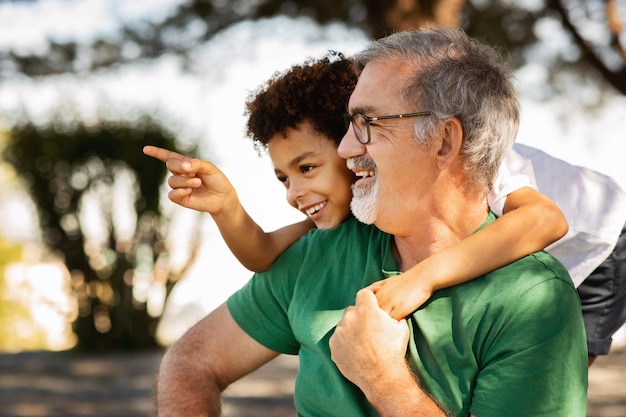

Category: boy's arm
[213, 205, 314, 271]
[143, 145, 314, 272]
[373, 186, 568, 319]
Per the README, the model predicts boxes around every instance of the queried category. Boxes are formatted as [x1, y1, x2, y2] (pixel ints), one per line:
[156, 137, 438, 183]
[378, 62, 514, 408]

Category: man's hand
[329, 288, 410, 387]
[329, 289, 448, 417]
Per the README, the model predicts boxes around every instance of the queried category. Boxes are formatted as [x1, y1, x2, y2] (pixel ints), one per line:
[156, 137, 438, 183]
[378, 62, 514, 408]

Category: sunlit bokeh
[2, 252, 77, 352]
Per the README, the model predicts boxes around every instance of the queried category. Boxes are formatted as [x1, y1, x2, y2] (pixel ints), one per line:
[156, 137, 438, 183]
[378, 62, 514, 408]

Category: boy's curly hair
[244, 51, 357, 154]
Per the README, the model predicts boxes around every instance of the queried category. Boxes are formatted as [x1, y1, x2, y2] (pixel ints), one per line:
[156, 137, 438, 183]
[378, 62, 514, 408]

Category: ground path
[1, 346, 624, 416]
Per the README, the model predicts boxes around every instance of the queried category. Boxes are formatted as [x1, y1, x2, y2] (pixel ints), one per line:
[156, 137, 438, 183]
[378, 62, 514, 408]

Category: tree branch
[548, 0, 626, 95]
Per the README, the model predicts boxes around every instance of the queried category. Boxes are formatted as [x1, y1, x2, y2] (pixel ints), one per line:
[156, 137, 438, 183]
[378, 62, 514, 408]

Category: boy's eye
[300, 165, 315, 174]
[276, 175, 288, 184]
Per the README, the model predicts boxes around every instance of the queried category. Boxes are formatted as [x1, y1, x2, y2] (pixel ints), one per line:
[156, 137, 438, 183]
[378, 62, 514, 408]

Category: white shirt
[488, 143, 626, 287]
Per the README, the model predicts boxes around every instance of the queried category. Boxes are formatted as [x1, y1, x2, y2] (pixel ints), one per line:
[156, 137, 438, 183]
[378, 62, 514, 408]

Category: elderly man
[155, 28, 587, 417]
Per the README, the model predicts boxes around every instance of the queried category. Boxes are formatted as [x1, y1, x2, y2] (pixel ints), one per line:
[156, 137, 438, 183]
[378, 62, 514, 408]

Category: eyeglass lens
[349, 114, 370, 144]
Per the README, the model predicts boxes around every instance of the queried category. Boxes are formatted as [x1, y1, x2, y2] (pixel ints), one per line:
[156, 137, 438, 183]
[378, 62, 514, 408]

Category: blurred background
[0, 0, 624, 416]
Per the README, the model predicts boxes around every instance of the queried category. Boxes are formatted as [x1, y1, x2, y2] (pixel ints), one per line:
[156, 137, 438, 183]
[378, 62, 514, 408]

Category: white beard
[350, 176, 379, 224]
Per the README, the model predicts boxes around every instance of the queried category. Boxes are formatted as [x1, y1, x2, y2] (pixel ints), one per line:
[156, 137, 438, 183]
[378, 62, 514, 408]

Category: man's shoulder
[273, 218, 387, 268]
[446, 250, 575, 302]
[504, 250, 573, 288]
[300, 217, 385, 247]
[473, 250, 577, 308]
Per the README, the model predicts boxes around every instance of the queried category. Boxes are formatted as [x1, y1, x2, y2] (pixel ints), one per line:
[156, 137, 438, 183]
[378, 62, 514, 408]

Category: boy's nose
[287, 179, 306, 206]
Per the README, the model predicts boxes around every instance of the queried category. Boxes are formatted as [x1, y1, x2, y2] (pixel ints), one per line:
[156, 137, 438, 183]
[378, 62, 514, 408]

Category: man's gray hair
[354, 27, 519, 192]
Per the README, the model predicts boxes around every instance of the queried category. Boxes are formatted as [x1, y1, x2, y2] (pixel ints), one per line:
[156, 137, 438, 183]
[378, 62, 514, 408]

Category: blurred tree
[1, 0, 624, 94]
[2, 116, 198, 351]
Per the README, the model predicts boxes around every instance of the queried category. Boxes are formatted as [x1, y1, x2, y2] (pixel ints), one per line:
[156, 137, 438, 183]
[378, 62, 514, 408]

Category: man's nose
[338, 125, 365, 160]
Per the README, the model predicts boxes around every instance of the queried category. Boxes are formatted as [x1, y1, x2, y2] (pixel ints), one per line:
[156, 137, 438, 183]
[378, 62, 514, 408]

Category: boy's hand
[143, 145, 239, 215]
[368, 274, 435, 320]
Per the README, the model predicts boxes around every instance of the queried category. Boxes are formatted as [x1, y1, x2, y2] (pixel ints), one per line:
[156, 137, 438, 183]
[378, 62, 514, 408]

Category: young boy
[491, 143, 626, 364]
[144, 52, 623, 363]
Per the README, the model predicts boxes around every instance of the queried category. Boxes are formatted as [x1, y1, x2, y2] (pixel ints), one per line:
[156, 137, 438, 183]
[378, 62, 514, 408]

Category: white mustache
[347, 156, 377, 172]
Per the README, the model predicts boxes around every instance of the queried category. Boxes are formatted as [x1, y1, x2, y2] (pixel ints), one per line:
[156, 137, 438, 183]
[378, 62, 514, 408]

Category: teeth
[305, 202, 326, 216]
[356, 170, 375, 178]
[347, 158, 376, 178]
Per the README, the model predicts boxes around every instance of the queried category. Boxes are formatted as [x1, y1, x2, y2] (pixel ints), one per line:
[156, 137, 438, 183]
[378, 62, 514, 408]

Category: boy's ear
[436, 117, 463, 169]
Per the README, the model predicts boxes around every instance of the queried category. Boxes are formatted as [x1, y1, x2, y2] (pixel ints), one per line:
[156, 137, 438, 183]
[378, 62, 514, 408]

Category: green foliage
[2, 116, 195, 351]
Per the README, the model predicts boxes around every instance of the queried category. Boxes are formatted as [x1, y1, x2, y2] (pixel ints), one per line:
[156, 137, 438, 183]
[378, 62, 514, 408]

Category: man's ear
[436, 118, 463, 169]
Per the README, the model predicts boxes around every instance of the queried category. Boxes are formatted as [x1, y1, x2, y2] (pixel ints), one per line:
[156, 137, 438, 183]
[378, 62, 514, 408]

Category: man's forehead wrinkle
[347, 80, 378, 114]
[350, 62, 415, 115]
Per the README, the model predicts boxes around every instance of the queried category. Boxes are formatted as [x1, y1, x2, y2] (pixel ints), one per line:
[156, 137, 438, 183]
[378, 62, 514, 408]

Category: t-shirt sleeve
[488, 147, 538, 216]
[226, 242, 304, 355]
[470, 269, 588, 417]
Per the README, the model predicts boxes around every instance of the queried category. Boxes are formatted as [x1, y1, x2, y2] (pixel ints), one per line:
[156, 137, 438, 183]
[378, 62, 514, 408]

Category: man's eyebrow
[348, 105, 377, 115]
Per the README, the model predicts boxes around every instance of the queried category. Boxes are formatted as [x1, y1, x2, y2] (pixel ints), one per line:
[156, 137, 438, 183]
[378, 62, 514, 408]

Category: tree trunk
[364, 0, 466, 38]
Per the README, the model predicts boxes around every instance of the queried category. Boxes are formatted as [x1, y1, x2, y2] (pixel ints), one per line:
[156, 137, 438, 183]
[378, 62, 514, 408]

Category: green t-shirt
[227, 215, 588, 417]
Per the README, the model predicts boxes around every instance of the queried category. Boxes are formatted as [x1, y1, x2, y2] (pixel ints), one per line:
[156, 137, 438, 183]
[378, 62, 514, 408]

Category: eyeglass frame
[345, 111, 432, 144]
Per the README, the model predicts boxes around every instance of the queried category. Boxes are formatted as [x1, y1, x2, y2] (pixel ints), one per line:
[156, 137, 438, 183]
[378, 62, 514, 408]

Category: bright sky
[0, 0, 625, 344]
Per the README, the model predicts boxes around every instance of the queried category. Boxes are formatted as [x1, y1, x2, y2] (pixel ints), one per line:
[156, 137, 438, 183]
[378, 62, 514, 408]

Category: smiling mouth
[347, 157, 377, 180]
[304, 201, 327, 216]
[355, 169, 375, 179]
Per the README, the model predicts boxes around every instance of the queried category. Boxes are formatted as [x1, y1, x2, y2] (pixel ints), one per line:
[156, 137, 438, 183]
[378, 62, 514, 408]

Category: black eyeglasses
[344, 111, 432, 144]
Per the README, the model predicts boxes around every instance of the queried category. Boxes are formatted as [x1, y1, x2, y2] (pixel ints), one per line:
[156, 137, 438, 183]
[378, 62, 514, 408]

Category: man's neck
[392, 203, 489, 272]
